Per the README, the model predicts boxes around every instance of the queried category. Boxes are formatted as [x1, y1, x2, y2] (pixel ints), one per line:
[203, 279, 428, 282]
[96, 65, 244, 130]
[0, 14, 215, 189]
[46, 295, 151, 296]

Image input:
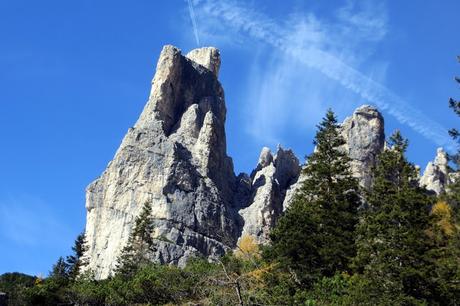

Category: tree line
[1, 58, 459, 305]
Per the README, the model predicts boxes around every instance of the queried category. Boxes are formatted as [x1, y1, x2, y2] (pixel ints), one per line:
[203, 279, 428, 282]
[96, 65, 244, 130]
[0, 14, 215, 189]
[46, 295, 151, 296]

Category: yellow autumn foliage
[431, 201, 455, 236]
[234, 234, 261, 259]
[245, 263, 277, 281]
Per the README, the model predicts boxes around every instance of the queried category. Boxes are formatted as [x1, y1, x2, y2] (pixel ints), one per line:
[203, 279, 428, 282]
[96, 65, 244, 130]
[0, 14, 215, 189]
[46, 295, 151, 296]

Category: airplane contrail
[193, 0, 458, 151]
[187, 0, 201, 46]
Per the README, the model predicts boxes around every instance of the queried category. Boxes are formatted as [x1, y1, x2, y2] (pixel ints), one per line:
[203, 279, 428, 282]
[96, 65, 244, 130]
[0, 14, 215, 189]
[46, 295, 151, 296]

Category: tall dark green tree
[115, 201, 157, 277]
[65, 232, 87, 280]
[353, 131, 435, 304]
[427, 200, 460, 304]
[50, 257, 70, 280]
[447, 56, 460, 140]
[446, 56, 460, 207]
[428, 55, 460, 304]
[267, 109, 361, 286]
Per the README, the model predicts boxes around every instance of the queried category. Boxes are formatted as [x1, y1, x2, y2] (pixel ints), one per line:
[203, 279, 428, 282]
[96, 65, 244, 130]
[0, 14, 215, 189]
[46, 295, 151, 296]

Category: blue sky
[0, 0, 459, 276]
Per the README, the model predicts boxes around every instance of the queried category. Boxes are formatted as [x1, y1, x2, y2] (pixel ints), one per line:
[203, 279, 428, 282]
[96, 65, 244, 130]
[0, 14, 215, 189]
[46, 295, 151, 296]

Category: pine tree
[447, 56, 460, 142]
[50, 257, 70, 280]
[353, 131, 435, 303]
[65, 232, 87, 280]
[115, 201, 156, 277]
[267, 109, 360, 286]
[427, 55, 460, 304]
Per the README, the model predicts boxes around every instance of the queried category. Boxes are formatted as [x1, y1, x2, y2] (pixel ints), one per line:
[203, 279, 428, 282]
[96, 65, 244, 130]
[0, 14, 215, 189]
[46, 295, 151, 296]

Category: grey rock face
[341, 105, 385, 189]
[186, 47, 221, 76]
[83, 45, 238, 279]
[83, 44, 392, 276]
[238, 147, 300, 244]
[420, 148, 449, 194]
[283, 105, 385, 209]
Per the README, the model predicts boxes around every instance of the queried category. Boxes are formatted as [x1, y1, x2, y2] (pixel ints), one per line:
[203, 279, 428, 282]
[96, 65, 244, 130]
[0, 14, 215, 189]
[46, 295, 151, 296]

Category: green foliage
[66, 232, 87, 280]
[428, 201, 460, 304]
[267, 109, 360, 286]
[0, 272, 36, 306]
[5, 107, 460, 305]
[354, 131, 436, 304]
[66, 272, 107, 306]
[448, 56, 460, 141]
[15, 232, 87, 306]
[447, 56, 460, 204]
[50, 256, 70, 280]
[23, 276, 69, 306]
[418, 54, 460, 305]
[115, 201, 156, 278]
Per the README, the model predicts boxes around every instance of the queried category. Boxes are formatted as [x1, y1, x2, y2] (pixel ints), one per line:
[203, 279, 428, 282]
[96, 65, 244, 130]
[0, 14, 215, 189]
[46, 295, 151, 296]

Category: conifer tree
[429, 56, 460, 303]
[428, 201, 460, 303]
[447, 56, 460, 141]
[65, 232, 87, 280]
[50, 257, 70, 280]
[267, 109, 360, 286]
[115, 201, 156, 277]
[354, 131, 435, 303]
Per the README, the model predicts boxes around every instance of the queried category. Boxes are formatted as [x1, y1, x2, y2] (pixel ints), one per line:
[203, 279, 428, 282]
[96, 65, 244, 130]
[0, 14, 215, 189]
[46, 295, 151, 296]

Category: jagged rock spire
[83, 45, 396, 278]
[83, 45, 236, 279]
[238, 146, 300, 244]
[420, 148, 449, 194]
[340, 105, 385, 189]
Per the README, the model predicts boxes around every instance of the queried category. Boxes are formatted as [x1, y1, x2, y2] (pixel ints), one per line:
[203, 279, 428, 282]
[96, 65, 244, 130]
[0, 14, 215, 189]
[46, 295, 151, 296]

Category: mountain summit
[83, 45, 445, 279]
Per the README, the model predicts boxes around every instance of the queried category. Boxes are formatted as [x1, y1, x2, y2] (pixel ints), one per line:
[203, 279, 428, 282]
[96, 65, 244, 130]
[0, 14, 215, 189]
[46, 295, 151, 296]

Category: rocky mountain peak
[186, 47, 221, 76]
[341, 104, 385, 189]
[257, 147, 274, 168]
[83, 45, 445, 279]
[238, 146, 300, 244]
[420, 147, 449, 194]
[83, 45, 237, 279]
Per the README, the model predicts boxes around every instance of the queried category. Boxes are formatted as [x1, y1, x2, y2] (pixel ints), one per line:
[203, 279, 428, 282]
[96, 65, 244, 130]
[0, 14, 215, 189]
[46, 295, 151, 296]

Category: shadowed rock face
[238, 147, 300, 244]
[83, 45, 238, 279]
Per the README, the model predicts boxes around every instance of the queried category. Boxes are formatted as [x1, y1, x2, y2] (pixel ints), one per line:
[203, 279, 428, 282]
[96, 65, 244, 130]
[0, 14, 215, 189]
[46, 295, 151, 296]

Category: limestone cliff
[340, 105, 385, 190]
[83, 45, 443, 279]
[420, 148, 449, 194]
[238, 147, 300, 244]
[84, 45, 239, 279]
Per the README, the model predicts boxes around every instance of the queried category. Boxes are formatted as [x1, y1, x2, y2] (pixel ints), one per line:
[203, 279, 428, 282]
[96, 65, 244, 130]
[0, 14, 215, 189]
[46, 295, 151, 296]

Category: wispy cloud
[189, 0, 457, 151]
[187, 0, 201, 46]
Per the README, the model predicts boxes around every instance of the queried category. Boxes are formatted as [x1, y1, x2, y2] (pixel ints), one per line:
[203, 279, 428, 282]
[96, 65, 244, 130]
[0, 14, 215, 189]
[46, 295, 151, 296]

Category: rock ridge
[83, 45, 448, 279]
[84, 45, 238, 279]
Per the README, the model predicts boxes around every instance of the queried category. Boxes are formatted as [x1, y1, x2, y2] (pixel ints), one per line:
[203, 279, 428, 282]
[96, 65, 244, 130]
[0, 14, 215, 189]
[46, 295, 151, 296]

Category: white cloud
[189, 0, 457, 151]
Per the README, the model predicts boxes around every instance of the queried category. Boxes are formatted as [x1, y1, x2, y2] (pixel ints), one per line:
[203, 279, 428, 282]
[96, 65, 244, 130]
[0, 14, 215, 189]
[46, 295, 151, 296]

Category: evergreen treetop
[354, 131, 435, 303]
[65, 232, 87, 280]
[267, 109, 360, 286]
[115, 201, 156, 277]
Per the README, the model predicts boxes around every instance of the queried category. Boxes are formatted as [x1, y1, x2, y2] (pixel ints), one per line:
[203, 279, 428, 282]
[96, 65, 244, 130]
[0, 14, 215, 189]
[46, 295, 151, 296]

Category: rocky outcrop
[340, 105, 385, 189]
[83, 45, 239, 279]
[283, 105, 385, 208]
[238, 147, 300, 244]
[82, 45, 402, 278]
[420, 148, 449, 194]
